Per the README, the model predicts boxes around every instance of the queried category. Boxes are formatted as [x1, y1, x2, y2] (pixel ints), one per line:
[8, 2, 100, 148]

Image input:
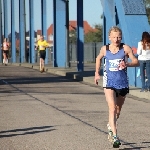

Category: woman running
[36, 35, 49, 73]
[2, 38, 10, 66]
[94, 26, 139, 148]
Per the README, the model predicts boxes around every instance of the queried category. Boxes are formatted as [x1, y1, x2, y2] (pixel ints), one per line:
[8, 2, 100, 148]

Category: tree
[84, 24, 103, 43]
[69, 24, 103, 43]
[144, 0, 150, 23]
[69, 30, 77, 44]
[144, 0, 150, 7]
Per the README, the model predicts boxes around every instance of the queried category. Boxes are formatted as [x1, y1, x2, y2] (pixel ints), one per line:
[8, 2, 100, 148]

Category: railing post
[19, 0, 26, 63]
[11, 0, 16, 63]
[29, 0, 35, 63]
[77, 0, 84, 71]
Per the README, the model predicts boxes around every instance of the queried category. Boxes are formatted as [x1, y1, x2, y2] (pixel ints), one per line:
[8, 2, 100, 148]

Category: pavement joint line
[0, 77, 137, 149]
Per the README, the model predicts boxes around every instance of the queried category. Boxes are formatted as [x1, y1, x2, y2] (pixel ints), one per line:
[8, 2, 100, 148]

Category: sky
[4, 0, 103, 34]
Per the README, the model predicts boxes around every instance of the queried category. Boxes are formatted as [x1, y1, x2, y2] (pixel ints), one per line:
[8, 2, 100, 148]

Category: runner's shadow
[142, 142, 150, 144]
[0, 126, 56, 138]
[119, 142, 150, 150]
[122, 143, 136, 145]
[119, 148, 146, 150]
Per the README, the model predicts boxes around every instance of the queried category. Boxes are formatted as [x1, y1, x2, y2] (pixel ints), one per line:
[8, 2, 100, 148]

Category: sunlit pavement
[0, 65, 150, 150]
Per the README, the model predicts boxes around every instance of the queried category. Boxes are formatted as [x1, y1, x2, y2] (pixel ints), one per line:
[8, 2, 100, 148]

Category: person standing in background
[137, 31, 150, 92]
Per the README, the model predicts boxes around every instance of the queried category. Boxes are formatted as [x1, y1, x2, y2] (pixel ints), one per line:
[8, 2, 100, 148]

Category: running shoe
[107, 123, 113, 142]
[113, 136, 121, 148]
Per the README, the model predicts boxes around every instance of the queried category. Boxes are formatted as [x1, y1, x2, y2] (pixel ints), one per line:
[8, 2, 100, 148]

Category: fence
[70, 42, 103, 63]
[14, 42, 103, 63]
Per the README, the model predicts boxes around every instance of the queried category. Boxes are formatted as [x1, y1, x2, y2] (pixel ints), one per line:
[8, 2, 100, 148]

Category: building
[36, 20, 96, 46]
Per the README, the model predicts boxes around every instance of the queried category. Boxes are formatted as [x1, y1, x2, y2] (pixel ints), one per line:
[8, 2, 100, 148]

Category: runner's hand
[94, 72, 100, 85]
[118, 60, 127, 70]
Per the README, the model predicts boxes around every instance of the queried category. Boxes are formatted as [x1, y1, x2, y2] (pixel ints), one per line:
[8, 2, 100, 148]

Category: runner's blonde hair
[108, 26, 122, 35]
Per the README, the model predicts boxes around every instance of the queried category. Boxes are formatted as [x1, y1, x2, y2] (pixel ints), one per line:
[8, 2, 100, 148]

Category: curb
[11, 63, 150, 101]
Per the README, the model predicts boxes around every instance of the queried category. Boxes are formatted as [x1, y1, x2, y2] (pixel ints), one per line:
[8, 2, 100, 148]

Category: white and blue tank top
[103, 44, 128, 89]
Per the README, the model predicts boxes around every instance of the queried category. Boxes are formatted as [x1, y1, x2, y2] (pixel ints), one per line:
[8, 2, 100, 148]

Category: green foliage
[144, 0, 150, 23]
[69, 24, 103, 43]
[146, 8, 150, 23]
[84, 24, 103, 43]
[144, 0, 150, 7]
[69, 30, 77, 44]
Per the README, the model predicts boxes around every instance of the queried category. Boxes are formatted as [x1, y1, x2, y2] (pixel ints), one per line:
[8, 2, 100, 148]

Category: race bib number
[109, 59, 122, 71]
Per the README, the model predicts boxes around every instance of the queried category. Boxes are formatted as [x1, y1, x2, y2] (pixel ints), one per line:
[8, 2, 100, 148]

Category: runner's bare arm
[7, 43, 10, 48]
[95, 46, 105, 74]
[124, 45, 139, 67]
[35, 43, 39, 50]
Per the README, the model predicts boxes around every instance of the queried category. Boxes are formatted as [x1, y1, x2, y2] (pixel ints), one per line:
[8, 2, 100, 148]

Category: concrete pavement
[12, 63, 150, 101]
[0, 65, 150, 150]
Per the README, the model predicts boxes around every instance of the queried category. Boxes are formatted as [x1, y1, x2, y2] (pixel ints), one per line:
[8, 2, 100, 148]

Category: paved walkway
[0, 64, 150, 150]
[13, 63, 150, 101]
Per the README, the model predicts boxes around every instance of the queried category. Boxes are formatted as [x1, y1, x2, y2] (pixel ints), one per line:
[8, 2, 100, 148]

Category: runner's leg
[3, 53, 7, 64]
[6, 52, 8, 64]
[42, 51, 46, 71]
[116, 95, 125, 119]
[104, 88, 117, 136]
[3, 52, 5, 64]
[40, 58, 42, 71]
[42, 58, 44, 71]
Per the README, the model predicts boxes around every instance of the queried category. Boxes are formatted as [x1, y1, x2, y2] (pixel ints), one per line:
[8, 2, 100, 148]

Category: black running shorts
[3, 50, 9, 57]
[39, 50, 46, 60]
[105, 87, 129, 97]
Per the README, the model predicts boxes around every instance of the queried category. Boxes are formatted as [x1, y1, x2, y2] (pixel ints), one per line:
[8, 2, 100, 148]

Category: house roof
[47, 20, 96, 36]
[69, 20, 95, 34]
[47, 24, 53, 36]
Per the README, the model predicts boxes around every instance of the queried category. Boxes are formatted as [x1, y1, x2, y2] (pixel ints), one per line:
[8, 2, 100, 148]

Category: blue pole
[19, 0, 25, 63]
[53, 0, 66, 67]
[3, 0, 8, 38]
[41, 0, 48, 64]
[11, 0, 16, 63]
[103, 1, 107, 45]
[29, 0, 35, 63]
[103, 0, 116, 44]
[77, 0, 84, 71]
[53, 0, 56, 67]
[65, 0, 70, 68]
[0, 0, 2, 63]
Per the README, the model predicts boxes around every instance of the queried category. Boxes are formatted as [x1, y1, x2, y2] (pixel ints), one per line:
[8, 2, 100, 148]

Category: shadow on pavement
[119, 142, 150, 150]
[0, 126, 55, 138]
[0, 76, 77, 85]
[119, 147, 147, 150]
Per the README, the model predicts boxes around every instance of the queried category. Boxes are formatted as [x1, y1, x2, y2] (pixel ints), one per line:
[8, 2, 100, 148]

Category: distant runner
[2, 38, 10, 66]
[36, 35, 49, 73]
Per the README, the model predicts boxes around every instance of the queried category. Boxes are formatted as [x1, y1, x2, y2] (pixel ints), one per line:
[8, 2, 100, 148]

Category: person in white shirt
[137, 32, 150, 92]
